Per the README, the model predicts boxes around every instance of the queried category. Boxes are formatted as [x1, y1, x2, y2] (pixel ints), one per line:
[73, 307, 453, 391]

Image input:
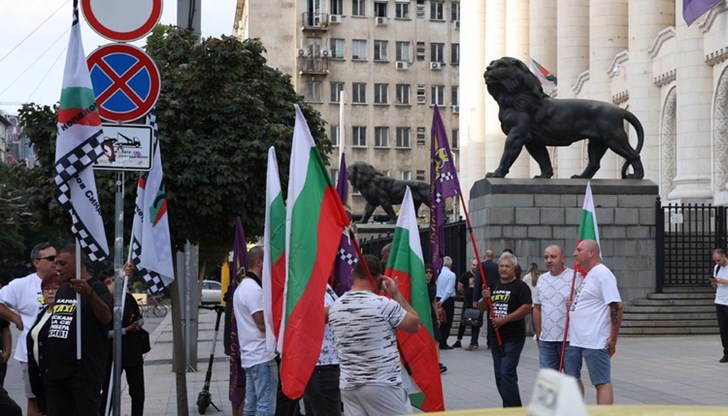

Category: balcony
[302, 12, 329, 31]
[299, 57, 329, 76]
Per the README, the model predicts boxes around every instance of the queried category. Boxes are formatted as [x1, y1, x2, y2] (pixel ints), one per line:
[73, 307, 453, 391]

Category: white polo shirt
[0, 273, 44, 362]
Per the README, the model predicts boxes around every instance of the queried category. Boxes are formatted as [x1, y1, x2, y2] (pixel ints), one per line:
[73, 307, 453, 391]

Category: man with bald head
[566, 240, 623, 405]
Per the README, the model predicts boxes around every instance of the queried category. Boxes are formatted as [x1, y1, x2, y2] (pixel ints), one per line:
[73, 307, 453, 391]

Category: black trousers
[303, 365, 341, 416]
[0, 385, 20, 416]
[45, 376, 103, 416]
[717, 304, 728, 355]
[439, 297, 456, 346]
[100, 364, 146, 416]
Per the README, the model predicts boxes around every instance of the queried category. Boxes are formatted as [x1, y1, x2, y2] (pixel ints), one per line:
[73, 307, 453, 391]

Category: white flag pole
[339, 90, 346, 162]
[75, 240, 82, 360]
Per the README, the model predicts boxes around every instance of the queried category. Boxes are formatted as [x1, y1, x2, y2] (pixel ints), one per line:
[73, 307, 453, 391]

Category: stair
[620, 286, 718, 335]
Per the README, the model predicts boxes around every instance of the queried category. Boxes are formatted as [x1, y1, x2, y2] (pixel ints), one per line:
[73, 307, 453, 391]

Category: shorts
[565, 346, 611, 385]
[21, 362, 36, 398]
[243, 359, 278, 416]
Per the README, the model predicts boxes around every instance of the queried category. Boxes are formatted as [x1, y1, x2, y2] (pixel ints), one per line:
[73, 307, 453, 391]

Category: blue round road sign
[87, 44, 161, 123]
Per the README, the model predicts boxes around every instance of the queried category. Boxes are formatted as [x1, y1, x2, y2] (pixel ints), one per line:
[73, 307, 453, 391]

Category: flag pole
[558, 264, 579, 371]
[75, 240, 82, 360]
[347, 227, 378, 290]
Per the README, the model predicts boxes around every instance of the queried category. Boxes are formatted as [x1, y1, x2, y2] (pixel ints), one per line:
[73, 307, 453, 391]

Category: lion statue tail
[620, 109, 645, 178]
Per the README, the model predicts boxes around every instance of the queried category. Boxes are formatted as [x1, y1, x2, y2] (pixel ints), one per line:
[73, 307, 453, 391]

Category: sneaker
[452, 340, 462, 348]
[439, 363, 448, 373]
[465, 344, 479, 351]
[720, 355, 728, 363]
[439, 344, 453, 350]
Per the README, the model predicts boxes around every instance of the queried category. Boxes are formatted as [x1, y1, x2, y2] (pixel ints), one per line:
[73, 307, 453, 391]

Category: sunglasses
[37, 255, 56, 262]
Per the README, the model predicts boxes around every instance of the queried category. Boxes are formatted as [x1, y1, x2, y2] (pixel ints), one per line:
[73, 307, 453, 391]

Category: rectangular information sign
[93, 123, 153, 171]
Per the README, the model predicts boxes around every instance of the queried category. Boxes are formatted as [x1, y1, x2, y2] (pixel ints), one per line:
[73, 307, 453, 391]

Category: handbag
[138, 328, 151, 354]
[462, 308, 483, 328]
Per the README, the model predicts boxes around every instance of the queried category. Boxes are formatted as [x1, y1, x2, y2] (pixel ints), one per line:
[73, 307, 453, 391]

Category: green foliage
[15, 27, 330, 267]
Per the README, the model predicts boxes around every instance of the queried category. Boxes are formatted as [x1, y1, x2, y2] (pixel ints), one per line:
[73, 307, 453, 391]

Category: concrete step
[620, 326, 719, 335]
[622, 311, 715, 320]
[647, 292, 715, 300]
[632, 298, 714, 306]
[624, 305, 715, 313]
[662, 286, 714, 293]
[621, 319, 717, 328]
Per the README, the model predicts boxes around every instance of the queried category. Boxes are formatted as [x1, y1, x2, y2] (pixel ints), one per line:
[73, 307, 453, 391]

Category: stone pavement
[6, 308, 728, 415]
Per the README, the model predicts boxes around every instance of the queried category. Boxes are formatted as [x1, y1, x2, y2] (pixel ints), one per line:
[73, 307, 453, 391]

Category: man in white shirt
[566, 240, 623, 405]
[533, 245, 584, 390]
[435, 256, 456, 349]
[234, 246, 277, 416]
[710, 248, 728, 363]
[0, 242, 56, 416]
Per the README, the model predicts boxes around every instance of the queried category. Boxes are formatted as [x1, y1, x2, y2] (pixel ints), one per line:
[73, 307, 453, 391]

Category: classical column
[459, 0, 487, 196]
[628, 0, 674, 185]
[668, 0, 713, 201]
[484, 0, 506, 176]
[504, 0, 531, 178]
[529, 0, 557, 178]
[589, 0, 627, 179]
[556, 0, 589, 178]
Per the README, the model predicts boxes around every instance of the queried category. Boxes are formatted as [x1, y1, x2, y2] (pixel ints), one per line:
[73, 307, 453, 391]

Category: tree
[18, 27, 331, 266]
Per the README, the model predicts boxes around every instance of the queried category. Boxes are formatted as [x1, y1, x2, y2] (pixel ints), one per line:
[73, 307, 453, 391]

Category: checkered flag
[130, 236, 168, 293]
[53, 3, 109, 261]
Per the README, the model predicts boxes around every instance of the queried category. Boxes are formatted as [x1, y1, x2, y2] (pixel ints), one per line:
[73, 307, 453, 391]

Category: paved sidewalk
[7, 308, 728, 414]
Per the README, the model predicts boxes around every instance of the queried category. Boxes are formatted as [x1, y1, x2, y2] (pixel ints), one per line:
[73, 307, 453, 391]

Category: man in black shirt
[454, 258, 478, 349]
[44, 244, 113, 416]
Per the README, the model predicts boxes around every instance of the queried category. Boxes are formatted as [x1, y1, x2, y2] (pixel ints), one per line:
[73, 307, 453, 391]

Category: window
[396, 84, 410, 105]
[374, 40, 388, 61]
[416, 42, 426, 61]
[396, 127, 410, 148]
[395, 2, 409, 18]
[452, 129, 459, 150]
[352, 0, 365, 16]
[395, 41, 410, 61]
[374, 2, 387, 17]
[416, 170, 426, 181]
[431, 85, 445, 106]
[430, 43, 444, 63]
[306, 81, 322, 102]
[374, 127, 389, 147]
[330, 38, 345, 59]
[330, 82, 344, 102]
[381, 169, 390, 177]
[352, 82, 367, 103]
[416, 127, 426, 146]
[430, 1, 444, 20]
[451, 1, 460, 21]
[451, 86, 459, 106]
[401, 170, 411, 180]
[331, 0, 343, 15]
[451, 43, 460, 65]
[353, 126, 367, 147]
[416, 84, 426, 104]
[352, 39, 367, 60]
[374, 83, 388, 104]
[330, 125, 340, 146]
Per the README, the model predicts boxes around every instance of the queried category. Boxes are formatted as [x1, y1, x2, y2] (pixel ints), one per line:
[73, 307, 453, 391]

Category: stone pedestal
[468, 178, 658, 304]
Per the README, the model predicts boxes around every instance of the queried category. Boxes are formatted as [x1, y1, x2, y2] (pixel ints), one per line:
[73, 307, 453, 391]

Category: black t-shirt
[487, 279, 532, 341]
[458, 271, 474, 304]
[45, 277, 114, 382]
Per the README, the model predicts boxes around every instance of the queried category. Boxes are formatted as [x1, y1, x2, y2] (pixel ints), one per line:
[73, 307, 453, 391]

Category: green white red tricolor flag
[385, 187, 445, 412]
[577, 181, 600, 250]
[279, 105, 350, 399]
[263, 146, 286, 354]
[53, 1, 108, 261]
[530, 57, 557, 94]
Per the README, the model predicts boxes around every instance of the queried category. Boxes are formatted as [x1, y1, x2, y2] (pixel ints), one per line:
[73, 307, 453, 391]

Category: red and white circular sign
[81, 0, 163, 42]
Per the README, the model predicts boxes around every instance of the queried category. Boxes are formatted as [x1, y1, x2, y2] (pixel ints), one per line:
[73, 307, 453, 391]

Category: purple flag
[683, 0, 721, 25]
[332, 154, 356, 296]
[229, 217, 247, 411]
[429, 105, 461, 274]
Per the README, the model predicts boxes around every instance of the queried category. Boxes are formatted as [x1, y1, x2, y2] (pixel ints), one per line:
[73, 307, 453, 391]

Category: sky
[0, 0, 238, 116]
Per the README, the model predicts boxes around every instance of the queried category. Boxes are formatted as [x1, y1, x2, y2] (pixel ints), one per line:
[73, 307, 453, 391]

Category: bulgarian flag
[385, 187, 445, 412]
[262, 147, 286, 353]
[577, 181, 600, 255]
[280, 105, 350, 399]
[530, 57, 557, 94]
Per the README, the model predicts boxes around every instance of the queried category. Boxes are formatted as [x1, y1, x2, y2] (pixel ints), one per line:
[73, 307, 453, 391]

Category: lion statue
[483, 56, 644, 179]
[347, 162, 430, 224]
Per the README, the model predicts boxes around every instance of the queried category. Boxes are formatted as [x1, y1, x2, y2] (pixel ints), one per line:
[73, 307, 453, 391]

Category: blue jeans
[491, 338, 525, 407]
[244, 359, 278, 416]
[470, 325, 480, 346]
[539, 340, 580, 375]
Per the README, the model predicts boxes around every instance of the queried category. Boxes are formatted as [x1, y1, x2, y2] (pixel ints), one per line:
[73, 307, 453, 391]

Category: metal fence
[656, 198, 727, 290]
[358, 220, 468, 277]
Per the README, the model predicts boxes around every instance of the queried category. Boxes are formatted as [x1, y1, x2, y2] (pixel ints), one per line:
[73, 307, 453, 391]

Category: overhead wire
[27, 44, 68, 103]
[0, 0, 71, 65]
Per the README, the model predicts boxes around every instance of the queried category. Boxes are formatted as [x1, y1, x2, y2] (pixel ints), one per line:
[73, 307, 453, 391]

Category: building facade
[234, 0, 461, 219]
[459, 0, 728, 206]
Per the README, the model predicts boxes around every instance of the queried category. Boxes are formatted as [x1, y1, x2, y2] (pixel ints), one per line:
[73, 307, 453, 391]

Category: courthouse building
[234, 0, 461, 219]
[459, 0, 728, 206]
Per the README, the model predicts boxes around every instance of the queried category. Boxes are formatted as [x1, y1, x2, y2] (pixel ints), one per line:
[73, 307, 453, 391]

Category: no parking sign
[81, 0, 163, 42]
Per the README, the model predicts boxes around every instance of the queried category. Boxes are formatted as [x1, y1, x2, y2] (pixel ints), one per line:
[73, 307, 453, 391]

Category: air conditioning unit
[297, 48, 306, 57]
[430, 62, 442, 70]
[375, 16, 388, 25]
[320, 49, 331, 58]
[455, 20, 460, 29]
[329, 14, 342, 24]
[453, 105, 459, 113]
[395, 61, 409, 70]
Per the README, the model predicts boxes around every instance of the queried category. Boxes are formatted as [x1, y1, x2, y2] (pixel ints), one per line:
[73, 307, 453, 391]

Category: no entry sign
[81, 0, 163, 42]
[87, 44, 161, 123]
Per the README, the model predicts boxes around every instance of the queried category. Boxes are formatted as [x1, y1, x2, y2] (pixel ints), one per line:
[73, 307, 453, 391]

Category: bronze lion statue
[484, 57, 644, 179]
[347, 162, 430, 223]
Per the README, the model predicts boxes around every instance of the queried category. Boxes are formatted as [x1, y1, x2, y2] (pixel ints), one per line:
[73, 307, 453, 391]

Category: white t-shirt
[329, 291, 406, 390]
[234, 277, 276, 369]
[0, 273, 44, 362]
[317, 286, 339, 366]
[714, 263, 728, 306]
[534, 267, 582, 342]
[568, 264, 622, 349]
